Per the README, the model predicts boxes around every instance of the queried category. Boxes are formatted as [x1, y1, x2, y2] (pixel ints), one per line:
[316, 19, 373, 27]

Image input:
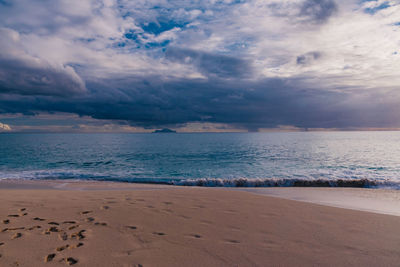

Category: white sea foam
[172, 177, 400, 189]
[1, 172, 400, 190]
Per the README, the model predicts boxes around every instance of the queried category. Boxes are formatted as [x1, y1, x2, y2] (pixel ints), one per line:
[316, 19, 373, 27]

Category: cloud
[2, 74, 400, 131]
[0, 122, 11, 131]
[296, 51, 322, 65]
[0, 0, 400, 131]
[165, 47, 253, 78]
[0, 113, 149, 133]
[362, 0, 392, 14]
[300, 0, 338, 23]
[0, 28, 86, 96]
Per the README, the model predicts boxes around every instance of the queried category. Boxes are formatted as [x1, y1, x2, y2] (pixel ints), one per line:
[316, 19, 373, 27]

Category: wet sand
[238, 187, 400, 216]
[0, 180, 400, 266]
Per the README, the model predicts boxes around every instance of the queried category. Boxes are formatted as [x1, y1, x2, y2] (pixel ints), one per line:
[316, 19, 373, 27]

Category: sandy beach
[1, 180, 400, 267]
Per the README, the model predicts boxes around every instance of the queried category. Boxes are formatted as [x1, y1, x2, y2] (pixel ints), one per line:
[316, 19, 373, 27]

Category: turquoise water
[1, 132, 400, 188]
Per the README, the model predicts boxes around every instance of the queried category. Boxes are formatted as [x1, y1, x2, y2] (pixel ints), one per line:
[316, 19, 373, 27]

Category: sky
[0, 0, 399, 132]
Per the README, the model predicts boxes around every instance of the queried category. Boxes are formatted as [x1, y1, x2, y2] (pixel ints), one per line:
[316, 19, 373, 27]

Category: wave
[171, 177, 400, 189]
[1, 170, 400, 189]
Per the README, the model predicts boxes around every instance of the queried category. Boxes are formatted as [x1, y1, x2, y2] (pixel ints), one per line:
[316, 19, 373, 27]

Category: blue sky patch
[123, 27, 172, 50]
[364, 1, 391, 14]
[141, 20, 187, 35]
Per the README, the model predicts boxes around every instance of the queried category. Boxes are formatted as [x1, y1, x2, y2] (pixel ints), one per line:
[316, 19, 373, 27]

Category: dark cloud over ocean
[0, 0, 400, 131]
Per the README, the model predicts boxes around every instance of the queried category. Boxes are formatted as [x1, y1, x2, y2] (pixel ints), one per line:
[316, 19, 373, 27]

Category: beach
[2, 0, 400, 265]
[1, 180, 400, 266]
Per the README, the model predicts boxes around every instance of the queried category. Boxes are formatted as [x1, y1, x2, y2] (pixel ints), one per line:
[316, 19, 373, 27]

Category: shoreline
[1, 178, 399, 216]
[238, 187, 400, 217]
[1, 179, 400, 266]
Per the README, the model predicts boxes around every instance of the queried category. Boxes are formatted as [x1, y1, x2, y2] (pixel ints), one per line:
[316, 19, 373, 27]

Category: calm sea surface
[1, 132, 400, 188]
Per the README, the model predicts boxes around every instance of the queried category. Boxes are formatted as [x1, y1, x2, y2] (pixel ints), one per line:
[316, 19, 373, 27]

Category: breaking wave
[1, 170, 400, 189]
[171, 177, 400, 189]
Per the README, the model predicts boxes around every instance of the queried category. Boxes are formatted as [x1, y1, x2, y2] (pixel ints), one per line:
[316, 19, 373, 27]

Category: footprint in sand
[69, 242, 84, 249]
[11, 233, 22, 239]
[70, 230, 86, 240]
[59, 232, 68, 241]
[42, 227, 59, 235]
[184, 234, 202, 239]
[27, 226, 42, 230]
[2, 227, 25, 232]
[10, 227, 24, 230]
[94, 222, 107, 226]
[64, 257, 78, 265]
[85, 217, 95, 223]
[0, 242, 4, 246]
[56, 245, 69, 252]
[2, 219, 10, 224]
[33, 217, 46, 221]
[80, 211, 92, 215]
[48, 222, 59, 225]
[44, 253, 56, 262]
[47, 227, 60, 233]
[100, 205, 109, 210]
[63, 221, 76, 224]
[7, 215, 19, 218]
[126, 226, 137, 230]
[68, 225, 79, 230]
[152, 232, 166, 236]
[192, 234, 202, 239]
[19, 208, 26, 212]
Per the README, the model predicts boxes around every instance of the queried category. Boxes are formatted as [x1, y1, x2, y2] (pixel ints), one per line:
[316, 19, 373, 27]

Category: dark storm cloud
[2, 73, 397, 131]
[300, 0, 338, 23]
[296, 51, 322, 65]
[0, 58, 86, 96]
[1, 0, 400, 132]
[0, 27, 86, 96]
[165, 48, 253, 78]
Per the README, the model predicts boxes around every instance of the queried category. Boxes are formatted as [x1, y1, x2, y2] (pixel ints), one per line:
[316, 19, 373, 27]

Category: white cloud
[0, 122, 11, 131]
[0, 27, 86, 96]
[1, 0, 399, 87]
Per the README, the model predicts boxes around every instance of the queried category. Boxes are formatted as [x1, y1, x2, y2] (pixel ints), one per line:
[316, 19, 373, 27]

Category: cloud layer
[0, 122, 11, 131]
[0, 0, 400, 131]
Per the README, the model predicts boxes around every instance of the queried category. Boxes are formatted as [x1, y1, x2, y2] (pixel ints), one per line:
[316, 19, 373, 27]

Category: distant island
[152, 128, 177, 133]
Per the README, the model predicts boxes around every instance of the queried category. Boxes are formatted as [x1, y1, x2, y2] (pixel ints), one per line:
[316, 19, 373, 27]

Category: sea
[1, 131, 400, 189]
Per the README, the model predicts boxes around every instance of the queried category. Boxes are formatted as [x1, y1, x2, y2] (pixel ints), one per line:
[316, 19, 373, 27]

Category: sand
[238, 187, 400, 216]
[0, 181, 400, 266]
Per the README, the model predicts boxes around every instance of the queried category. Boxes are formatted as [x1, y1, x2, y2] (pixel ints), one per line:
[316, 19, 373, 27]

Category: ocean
[1, 132, 400, 189]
